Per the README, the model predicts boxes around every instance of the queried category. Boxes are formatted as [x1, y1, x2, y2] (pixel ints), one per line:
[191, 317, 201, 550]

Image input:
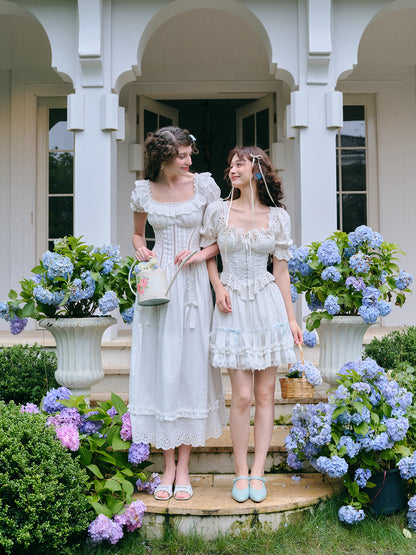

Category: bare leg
[228, 368, 254, 490]
[250, 366, 277, 490]
[175, 444, 192, 499]
[156, 448, 176, 499]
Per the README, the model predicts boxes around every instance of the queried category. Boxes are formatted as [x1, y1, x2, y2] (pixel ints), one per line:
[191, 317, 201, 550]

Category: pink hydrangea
[120, 412, 132, 441]
[55, 424, 80, 451]
[20, 403, 40, 414]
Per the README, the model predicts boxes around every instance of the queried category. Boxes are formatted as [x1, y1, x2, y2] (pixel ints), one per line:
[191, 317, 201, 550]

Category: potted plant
[0, 236, 136, 395]
[289, 225, 413, 384]
[284, 357, 416, 524]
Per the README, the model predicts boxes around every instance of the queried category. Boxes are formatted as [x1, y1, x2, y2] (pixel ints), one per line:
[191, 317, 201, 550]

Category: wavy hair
[225, 146, 285, 208]
[144, 127, 197, 181]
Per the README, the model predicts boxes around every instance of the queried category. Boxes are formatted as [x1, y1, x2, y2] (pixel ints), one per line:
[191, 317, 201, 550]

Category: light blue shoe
[249, 477, 267, 502]
[232, 476, 250, 502]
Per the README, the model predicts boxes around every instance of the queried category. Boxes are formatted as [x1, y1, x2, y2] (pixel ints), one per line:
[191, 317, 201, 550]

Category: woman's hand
[289, 320, 303, 345]
[174, 249, 197, 266]
[215, 285, 232, 313]
[135, 246, 156, 261]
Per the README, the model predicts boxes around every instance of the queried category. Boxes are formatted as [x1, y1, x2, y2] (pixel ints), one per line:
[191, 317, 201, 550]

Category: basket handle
[299, 343, 305, 364]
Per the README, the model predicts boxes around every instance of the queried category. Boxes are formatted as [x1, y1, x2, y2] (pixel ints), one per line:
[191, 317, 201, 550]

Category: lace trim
[220, 271, 275, 300]
[131, 173, 213, 216]
[210, 347, 296, 371]
[128, 397, 224, 422]
[131, 424, 225, 450]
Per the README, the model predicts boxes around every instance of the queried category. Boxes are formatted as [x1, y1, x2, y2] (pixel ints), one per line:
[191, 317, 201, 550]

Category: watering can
[128, 251, 198, 306]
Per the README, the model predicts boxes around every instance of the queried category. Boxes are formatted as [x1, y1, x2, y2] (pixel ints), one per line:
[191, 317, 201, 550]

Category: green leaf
[79, 445, 92, 466]
[104, 479, 122, 492]
[87, 464, 104, 479]
[106, 497, 125, 514]
[332, 406, 347, 420]
[21, 301, 36, 318]
[112, 436, 130, 451]
[356, 492, 371, 504]
[121, 479, 134, 497]
[353, 401, 365, 413]
[90, 501, 113, 518]
[111, 392, 128, 416]
[353, 422, 368, 436]
[31, 265, 44, 273]
[8, 289, 17, 300]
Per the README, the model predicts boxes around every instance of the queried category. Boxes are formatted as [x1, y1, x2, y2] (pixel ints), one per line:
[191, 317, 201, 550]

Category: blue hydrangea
[408, 495, 416, 512]
[338, 505, 365, 524]
[358, 304, 379, 324]
[299, 262, 313, 276]
[385, 416, 409, 442]
[335, 384, 349, 400]
[321, 266, 342, 282]
[0, 302, 11, 321]
[42, 387, 72, 414]
[286, 450, 303, 470]
[98, 291, 119, 314]
[42, 252, 74, 280]
[407, 510, 416, 532]
[395, 270, 413, 290]
[343, 247, 356, 258]
[377, 300, 391, 317]
[121, 306, 135, 324]
[317, 240, 341, 266]
[369, 432, 393, 451]
[128, 442, 150, 465]
[398, 453, 416, 480]
[348, 225, 374, 247]
[371, 232, 383, 248]
[80, 411, 103, 435]
[349, 252, 370, 274]
[362, 287, 380, 305]
[284, 426, 308, 451]
[34, 285, 56, 305]
[345, 276, 365, 291]
[354, 468, 371, 488]
[315, 455, 348, 478]
[351, 406, 370, 425]
[358, 358, 385, 380]
[324, 295, 340, 315]
[303, 330, 317, 348]
[307, 293, 323, 311]
[339, 436, 361, 458]
[304, 362, 322, 386]
[352, 382, 371, 394]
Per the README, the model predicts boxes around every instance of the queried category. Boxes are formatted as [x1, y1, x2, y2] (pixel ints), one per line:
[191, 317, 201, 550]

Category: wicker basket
[279, 344, 315, 399]
[279, 377, 315, 399]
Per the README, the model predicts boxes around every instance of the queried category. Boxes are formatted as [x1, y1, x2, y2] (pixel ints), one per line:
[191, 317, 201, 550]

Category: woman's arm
[132, 212, 155, 261]
[273, 257, 303, 344]
[175, 243, 220, 266]
[207, 257, 232, 313]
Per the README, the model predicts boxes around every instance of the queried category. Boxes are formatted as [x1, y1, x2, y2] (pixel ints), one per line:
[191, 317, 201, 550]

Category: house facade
[1, 0, 415, 330]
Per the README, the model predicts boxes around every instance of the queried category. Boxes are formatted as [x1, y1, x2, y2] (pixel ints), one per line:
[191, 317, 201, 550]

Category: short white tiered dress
[201, 199, 297, 371]
[128, 173, 226, 450]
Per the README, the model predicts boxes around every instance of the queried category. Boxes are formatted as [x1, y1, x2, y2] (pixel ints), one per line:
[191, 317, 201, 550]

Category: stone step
[133, 472, 343, 539]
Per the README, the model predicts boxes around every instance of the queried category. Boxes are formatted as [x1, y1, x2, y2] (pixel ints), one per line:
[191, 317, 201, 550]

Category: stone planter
[314, 315, 375, 386]
[39, 316, 116, 396]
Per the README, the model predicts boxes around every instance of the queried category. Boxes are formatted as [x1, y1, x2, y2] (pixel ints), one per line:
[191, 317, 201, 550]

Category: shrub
[0, 344, 58, 404]
[363, 326, 416, 370]
[0, 401, 94, 554]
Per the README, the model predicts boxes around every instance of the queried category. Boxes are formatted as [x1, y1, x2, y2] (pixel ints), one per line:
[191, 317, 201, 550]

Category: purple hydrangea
[120, 412, 132, 441]
[20, 403, 40, 414]
[303, 330, 317, 348]
[10, 315, 28, 335]
[114, 500, 146, 532]
[80, 411, 103, 435]
[107, 406, 118, 418]
[317, 240, 341, 266]
[338, 505, 365, 524]
[286, 450, 303, 470]
[47, 407, 82, 429]
[88, 514, 124, 545]
[128, 442, 150, 465]
[136, 472, 161, 495]
[55, 424, 80, 451]
[345, 276, 366, 291]
[42, 387, 72, 414]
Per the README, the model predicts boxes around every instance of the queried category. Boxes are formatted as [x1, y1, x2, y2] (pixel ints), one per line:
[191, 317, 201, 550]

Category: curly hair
[144, 127, 197, 180]
[225, 145, 285, 208]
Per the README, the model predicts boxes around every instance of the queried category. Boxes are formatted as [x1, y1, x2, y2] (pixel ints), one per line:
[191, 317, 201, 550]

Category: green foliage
[61, 393, 152, 519]
[0, 344, 58, 404]
[0, 401, 94, 554]
[364, 326, 416, 370]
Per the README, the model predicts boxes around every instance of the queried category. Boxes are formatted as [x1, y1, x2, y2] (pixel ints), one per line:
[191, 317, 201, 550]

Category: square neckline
[225, 202, 273, 236]
[148, 174, 197, 205]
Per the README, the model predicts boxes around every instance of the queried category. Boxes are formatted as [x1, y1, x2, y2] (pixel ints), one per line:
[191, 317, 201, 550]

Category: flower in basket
[288, 225, 413, 331]
[0, 236, 136, 333]
[285, 343, 322, 386]
[284, 357, 416, 525]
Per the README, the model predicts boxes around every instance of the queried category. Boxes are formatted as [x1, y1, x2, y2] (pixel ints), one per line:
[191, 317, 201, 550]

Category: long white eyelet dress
[128, 173, 226, 450]
[201, 199, 297, 371]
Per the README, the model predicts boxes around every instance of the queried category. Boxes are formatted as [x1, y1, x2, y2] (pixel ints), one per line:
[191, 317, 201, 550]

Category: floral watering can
[128, 251, 197, 306]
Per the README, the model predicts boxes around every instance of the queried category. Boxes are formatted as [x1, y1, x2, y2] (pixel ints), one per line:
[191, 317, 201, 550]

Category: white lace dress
[128, 173, 226, 450]
[201, 199, 297, 370]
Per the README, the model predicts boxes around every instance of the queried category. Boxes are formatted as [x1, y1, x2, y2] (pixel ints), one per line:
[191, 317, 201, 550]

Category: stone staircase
[0, 325, 399, 538]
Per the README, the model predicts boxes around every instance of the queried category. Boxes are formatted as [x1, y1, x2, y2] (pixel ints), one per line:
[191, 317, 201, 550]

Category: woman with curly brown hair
[201, 146, 303, 503]
[128, 127, 226, 501]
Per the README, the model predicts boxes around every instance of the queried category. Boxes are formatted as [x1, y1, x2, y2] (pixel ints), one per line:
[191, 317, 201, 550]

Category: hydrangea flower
[338, 505, 365, 524]
[315, 455, 348, 478]
[339, 436, 361, 458]
[349, 252, 370, 274]
[136, 472, 161, 495]
[80, 411, 103, 435]
[120, 412, 132, 441]
[128, 442, 150, 465]
[303, 330, 317, 348]
[10, 316, 28, 335]
[47, 407, 82, 429]
[307, 293, 323, 311]
[121, 306, 135, 324]
[98, 290, 119, 315]
[348, 225, 374, 247]
[358, 304, 379, 324]
[345, 276, 365, 291]
[88, 514, 124, 545]
[317, 240, 341, 266]
[385, 416, 409, 442]
[398, 452, 416, 480]
[42, 252, 74, 280]
[321, 266, 341, 282]
[395, 270, 413, 290]
[290, 284, 299, 303]
[0, 301, 11, 321]
[114, 500, 146, 532]
[55, 424, 80, 451]
[20, 403, 40, 414]
[377, 300, 391, 317]
[354, 468, 371, 488]
[324, 295, 340, 315]
[42, 387, 72, 414]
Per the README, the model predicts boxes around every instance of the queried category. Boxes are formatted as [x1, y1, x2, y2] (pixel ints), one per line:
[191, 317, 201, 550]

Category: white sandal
[174, 484, 193, 500]
[154, 484, 173, 500]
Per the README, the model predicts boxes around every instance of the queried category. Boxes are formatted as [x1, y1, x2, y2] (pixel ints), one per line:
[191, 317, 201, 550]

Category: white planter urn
[39, 316, 116, 396]
[315, 315, 374, 386]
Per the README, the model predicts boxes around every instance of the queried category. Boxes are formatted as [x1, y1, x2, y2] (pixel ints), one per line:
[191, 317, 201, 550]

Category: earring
[160, 163, 165, 171]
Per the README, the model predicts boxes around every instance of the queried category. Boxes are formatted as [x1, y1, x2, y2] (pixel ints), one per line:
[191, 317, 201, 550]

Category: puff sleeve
[130, 180, 149, 213]
[200, 199, 221, 248]
[273, 208, 293, 260]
